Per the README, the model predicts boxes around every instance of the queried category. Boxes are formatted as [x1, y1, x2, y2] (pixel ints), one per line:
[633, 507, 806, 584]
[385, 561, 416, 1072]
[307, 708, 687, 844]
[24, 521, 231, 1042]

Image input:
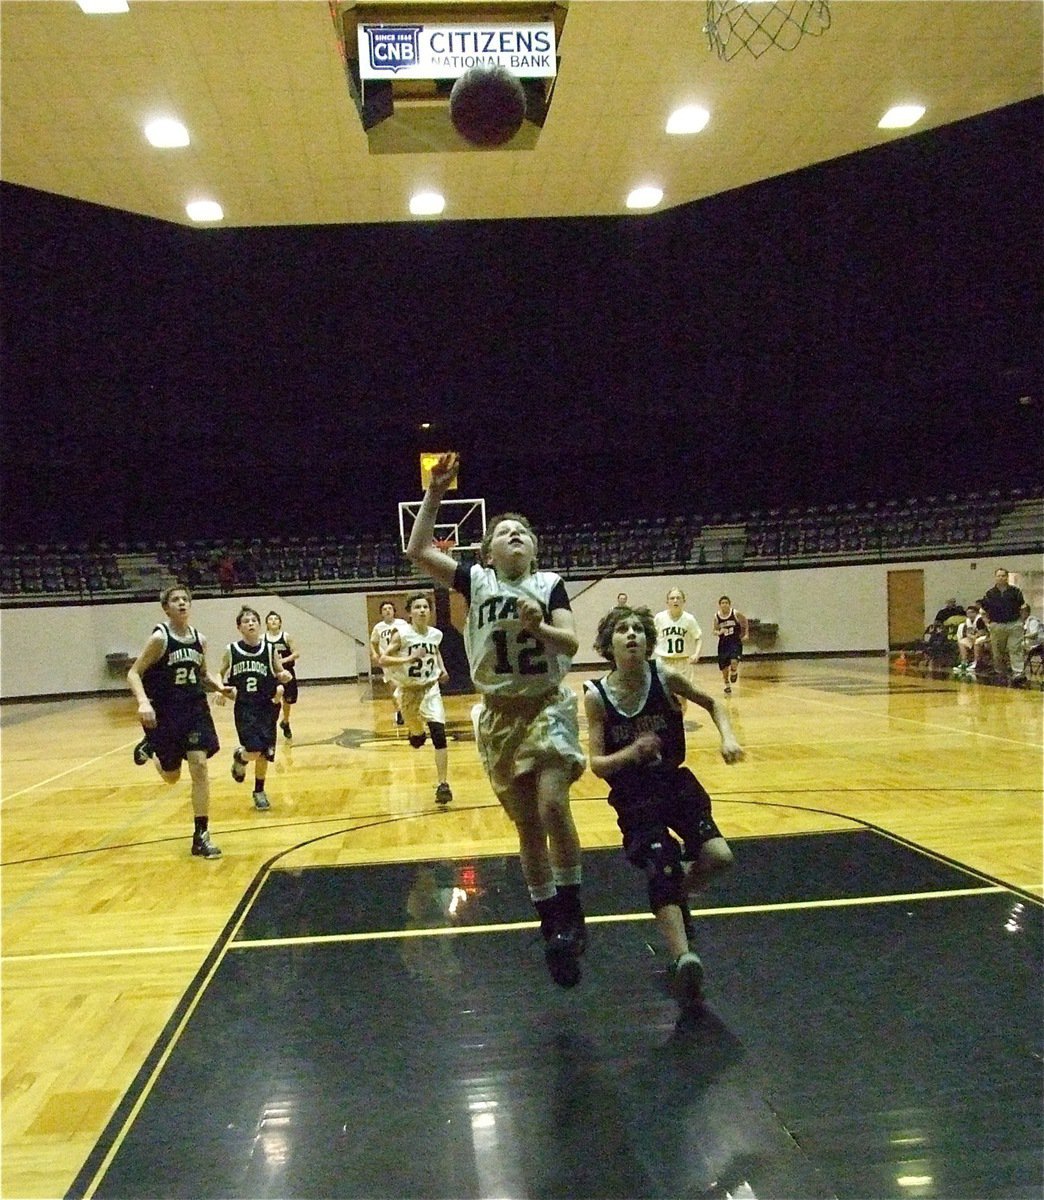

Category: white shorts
[473, 685, 585, 821]
[400, 682, 446, 734]
[655, 655, 695, 687]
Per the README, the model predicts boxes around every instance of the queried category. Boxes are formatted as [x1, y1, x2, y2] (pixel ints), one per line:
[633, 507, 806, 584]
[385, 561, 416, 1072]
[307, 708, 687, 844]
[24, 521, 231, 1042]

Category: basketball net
[705, 0, 831, 61]
[433, 535, 457, 555]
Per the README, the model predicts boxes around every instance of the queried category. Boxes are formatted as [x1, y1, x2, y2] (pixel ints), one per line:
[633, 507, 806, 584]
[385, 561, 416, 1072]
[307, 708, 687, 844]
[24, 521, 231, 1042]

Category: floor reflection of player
[401, 865, 465, 987]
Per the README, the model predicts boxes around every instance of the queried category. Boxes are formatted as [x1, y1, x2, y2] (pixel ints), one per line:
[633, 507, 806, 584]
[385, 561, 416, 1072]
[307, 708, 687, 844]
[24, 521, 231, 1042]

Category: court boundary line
[225, 886, 1006, 951]
[8, 883, 1013, 966]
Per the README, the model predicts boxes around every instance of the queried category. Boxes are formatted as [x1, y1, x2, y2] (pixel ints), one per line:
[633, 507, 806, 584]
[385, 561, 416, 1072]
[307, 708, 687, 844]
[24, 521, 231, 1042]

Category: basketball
[449, 65, 527, 148]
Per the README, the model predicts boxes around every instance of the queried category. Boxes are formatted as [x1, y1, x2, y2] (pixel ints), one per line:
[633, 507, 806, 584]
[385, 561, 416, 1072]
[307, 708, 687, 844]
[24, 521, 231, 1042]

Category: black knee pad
[640, 837, 687, 913]
[428, 721, 447, 750]
[408, 732, 427, 750]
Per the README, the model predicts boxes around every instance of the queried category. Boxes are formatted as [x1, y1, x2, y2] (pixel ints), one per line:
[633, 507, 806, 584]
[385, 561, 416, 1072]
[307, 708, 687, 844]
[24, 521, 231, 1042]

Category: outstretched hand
[429, 452, 459, 494]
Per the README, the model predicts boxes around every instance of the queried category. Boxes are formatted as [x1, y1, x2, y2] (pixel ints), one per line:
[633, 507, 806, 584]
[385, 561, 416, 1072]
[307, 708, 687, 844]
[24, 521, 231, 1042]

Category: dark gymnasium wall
[1, 97, 1040, 545]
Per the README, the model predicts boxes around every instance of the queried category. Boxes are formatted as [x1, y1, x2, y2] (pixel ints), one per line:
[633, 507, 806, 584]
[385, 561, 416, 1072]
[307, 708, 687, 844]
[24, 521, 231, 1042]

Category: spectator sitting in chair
[935, 597, 965, 624]
[954, 605, 987, 676]
[961, 603, 994, 677]
[921, 621, 951, 668]
[1021, 604, 1044, 668]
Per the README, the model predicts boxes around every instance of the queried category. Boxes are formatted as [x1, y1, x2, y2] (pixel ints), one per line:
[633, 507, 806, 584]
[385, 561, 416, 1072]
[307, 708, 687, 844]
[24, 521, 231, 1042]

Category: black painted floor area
[76, 833, 1043, 1200]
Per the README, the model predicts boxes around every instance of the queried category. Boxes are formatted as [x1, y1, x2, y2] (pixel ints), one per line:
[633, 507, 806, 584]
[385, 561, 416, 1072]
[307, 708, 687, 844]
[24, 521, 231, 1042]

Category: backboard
[398, 497, 487, 554]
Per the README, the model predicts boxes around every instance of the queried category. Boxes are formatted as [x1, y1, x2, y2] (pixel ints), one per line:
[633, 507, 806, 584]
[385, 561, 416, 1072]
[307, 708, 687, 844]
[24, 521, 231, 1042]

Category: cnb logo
[364, 25, 422, 72]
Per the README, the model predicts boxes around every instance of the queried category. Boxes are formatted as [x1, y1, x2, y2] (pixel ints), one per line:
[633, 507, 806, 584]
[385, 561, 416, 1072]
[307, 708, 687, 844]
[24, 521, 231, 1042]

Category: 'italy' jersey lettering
[455, 564, 572, 697]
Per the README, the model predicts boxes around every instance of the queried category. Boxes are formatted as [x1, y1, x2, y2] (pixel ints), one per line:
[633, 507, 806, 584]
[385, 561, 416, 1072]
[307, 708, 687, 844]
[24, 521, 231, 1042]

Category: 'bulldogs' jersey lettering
[143, 623, 205, 705]
[588, 661, 685, 775]
[715, 610, 740, 640]
[227, 640, 279, 708]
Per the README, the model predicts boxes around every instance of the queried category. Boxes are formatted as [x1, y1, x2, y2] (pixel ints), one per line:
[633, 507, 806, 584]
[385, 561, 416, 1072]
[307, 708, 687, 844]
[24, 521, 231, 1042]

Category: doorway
[887, 569, 925, 649]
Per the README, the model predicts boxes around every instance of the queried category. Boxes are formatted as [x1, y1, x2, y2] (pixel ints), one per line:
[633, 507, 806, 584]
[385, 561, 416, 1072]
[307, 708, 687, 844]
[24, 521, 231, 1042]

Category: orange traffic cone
[895, 651, 907, 672]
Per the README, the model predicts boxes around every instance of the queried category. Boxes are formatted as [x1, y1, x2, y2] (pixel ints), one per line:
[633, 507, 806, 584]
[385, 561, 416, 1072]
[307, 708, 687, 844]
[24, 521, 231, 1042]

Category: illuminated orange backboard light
[419, 452, 458, 491]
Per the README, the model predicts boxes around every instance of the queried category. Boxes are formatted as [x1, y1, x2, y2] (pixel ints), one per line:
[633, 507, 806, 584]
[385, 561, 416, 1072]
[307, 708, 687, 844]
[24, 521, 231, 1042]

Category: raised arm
[405, 452, 461, 589]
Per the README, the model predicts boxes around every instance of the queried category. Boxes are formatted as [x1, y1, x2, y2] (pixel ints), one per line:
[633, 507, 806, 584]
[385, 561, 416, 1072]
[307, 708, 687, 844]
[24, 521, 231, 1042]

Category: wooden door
[887, 568, 925, 649]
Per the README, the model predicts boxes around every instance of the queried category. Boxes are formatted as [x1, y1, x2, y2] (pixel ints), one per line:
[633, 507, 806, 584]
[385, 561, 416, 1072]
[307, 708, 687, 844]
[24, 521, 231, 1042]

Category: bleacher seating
[1, 488, 1040, 603]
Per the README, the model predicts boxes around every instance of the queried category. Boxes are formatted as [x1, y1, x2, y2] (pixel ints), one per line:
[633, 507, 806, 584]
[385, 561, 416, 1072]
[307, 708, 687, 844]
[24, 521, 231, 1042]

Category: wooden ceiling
[1, 1, 1040, 227]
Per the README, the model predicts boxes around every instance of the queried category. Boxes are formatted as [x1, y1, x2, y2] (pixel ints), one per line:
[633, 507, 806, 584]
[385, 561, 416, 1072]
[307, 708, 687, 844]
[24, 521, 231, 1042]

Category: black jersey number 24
[490, 629, 548, 676]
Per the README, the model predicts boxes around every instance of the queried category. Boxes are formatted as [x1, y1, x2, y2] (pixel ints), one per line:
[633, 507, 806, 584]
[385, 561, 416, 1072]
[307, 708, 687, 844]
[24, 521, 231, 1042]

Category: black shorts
[234, 702, 279, 757]
[611, 767, 723, 863]
[281, 673, 299, 705]
[717, 637, 743, 670]
[150, 697, 220, 772]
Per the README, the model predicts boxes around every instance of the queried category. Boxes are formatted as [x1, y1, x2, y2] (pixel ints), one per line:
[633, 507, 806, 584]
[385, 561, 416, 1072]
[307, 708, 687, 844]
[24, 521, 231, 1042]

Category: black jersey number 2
[490, 629, 548, 676]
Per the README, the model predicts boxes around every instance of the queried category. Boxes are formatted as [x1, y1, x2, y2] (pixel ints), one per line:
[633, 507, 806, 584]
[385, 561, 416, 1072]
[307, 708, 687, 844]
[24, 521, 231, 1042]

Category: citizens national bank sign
[358, 22, 558, 79]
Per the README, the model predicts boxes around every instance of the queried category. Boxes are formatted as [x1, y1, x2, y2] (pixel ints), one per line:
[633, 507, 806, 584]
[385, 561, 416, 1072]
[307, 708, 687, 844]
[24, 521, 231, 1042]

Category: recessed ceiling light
[410, 191, 445, 216]
[666, 105, 710, 135]
[626, 186, 663, 210]
[77, 0, 129, 12]
[186, 200, 223, 223]
[878, 104, 926, 129]
[145, 118, 190, 148]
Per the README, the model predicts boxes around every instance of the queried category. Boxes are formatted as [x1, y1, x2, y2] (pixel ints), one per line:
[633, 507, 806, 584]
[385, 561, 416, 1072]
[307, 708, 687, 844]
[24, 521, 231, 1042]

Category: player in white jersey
[380, 593, 453, 806]
[370, 600, 411, 726]
[653, 587, 703, 712]
[406, 452, 587, 989]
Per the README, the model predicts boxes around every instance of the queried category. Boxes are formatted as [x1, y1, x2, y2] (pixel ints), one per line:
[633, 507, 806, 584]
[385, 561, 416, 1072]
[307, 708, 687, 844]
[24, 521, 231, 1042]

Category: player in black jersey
[713, 595, 749, 695]
[583, 605, 744, 1012]
[219, 607, 292, 811]
[265, 611, 300, 738]
[127, 585, 235, 859]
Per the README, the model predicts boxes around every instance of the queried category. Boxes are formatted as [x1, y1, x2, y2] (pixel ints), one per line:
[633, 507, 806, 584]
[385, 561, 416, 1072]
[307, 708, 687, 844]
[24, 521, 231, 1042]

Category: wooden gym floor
[2, 657, 1041, 1199]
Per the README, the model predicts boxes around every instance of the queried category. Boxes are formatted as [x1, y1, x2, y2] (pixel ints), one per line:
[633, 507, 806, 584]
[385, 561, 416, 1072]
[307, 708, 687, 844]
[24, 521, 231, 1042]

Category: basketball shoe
[191, 830, 222, 859]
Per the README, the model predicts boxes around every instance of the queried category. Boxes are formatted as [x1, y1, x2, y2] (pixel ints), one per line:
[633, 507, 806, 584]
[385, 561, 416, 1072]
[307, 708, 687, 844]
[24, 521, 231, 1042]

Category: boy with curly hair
[583, 604, 743, 1011]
